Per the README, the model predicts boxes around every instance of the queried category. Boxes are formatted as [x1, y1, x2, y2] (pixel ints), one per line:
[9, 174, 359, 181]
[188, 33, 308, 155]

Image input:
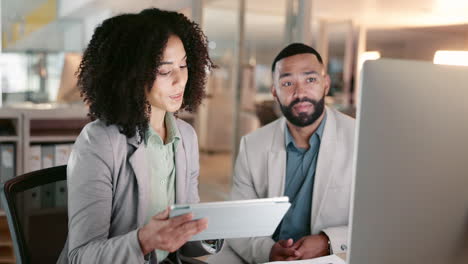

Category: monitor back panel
[349, 59, 468, 264]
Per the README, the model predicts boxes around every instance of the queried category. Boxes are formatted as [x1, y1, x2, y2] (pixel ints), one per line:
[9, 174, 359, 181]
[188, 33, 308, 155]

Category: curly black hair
[78, 8, 213, 141]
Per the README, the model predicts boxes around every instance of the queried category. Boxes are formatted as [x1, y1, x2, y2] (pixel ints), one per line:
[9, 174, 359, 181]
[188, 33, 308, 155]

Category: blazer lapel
[128, 136, 150, 226]
[268, 118, 287, 197]
[311, 107, 337, 230]
[174, 123, 187, 204]
[175, 139, 187, 204]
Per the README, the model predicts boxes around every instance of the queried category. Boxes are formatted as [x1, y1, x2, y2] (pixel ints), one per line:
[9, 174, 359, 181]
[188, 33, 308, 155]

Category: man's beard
[277, 96, 325, 127]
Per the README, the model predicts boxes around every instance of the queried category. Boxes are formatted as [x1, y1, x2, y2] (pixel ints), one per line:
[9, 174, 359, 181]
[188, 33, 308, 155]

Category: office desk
[198, 252, 347, 263]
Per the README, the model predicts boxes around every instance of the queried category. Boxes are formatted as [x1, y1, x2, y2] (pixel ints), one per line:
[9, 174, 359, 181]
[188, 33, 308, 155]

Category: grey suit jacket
[57, 118, 213, 263]
[208, 107, 355, 264]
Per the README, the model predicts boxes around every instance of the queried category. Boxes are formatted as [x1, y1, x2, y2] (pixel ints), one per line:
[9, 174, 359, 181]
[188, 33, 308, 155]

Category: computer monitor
[348, 59, 468, 264]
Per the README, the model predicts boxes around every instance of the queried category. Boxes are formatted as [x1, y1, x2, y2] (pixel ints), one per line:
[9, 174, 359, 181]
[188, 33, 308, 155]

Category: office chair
[0, 165, 68, 264]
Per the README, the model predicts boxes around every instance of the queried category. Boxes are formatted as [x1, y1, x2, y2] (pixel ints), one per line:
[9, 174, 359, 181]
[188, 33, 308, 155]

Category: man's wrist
[319, 232, 331, 255]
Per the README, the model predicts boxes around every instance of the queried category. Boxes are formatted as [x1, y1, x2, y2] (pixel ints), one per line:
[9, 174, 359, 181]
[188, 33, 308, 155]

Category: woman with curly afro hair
[57, 8, 222, 264]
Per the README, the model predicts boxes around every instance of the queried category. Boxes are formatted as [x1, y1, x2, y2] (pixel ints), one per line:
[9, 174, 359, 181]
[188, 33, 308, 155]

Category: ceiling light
[361, 51, 381, 61]
[433, 50, 468, 66]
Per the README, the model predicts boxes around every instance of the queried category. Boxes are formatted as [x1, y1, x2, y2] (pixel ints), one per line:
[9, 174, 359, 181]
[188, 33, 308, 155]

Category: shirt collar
[285, 112, 327, 150]
[145, 113, 181, 148]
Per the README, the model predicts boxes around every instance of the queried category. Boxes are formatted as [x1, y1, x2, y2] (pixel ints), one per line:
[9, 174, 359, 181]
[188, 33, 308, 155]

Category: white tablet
[169, 197, 291, 241]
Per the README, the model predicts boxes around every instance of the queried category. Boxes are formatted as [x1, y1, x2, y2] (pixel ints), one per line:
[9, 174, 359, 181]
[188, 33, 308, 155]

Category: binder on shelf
[54, 144, 71, 207]
[0, 143, 15, 183]
[0, 143, 16, 210]
[26, 145, 42, 210]
[41, 145, 55, 208]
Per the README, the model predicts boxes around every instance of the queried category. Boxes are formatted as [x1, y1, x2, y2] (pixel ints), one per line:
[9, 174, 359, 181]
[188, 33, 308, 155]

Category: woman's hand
[137, 207, 208, 255]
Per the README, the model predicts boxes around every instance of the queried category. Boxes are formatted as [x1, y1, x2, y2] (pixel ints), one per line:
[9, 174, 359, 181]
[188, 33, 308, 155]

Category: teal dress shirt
[273, 114, 327, 242]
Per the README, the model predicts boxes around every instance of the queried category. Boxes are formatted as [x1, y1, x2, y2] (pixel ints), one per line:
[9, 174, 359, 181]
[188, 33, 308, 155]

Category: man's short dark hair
[271, 43, 323, 73]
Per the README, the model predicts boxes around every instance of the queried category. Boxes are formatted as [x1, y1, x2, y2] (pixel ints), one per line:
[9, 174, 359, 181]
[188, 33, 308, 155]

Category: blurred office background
[3, 0, 468, 202]
[1, 0, 468, 262]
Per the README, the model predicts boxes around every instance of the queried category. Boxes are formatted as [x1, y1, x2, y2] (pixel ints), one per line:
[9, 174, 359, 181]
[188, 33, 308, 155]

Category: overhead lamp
[433, 50, 468, 66]
[361, 51, 381, 62]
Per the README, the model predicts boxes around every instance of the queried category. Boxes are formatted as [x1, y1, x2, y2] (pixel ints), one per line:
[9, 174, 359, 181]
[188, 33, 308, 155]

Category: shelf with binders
[19, 106, 89, 213]
[0, 106, 90, 264]
[0, 109, 22, 216]
[0, 110, 22, 178]
[1, 105, 90, 175]
[24, 143, 73, 212]
[0, 110, 21, 264]
[21, 106, 90, 174]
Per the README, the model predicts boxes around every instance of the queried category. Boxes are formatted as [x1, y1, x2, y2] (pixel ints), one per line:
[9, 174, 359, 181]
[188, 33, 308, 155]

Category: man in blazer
[208, 43, 355, 264]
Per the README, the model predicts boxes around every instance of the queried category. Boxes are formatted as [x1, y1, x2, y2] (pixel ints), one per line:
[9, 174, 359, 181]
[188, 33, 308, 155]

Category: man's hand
[138, 207, 208, 255]
[269, 239, 302, 261]
[292, 234, 329, 260]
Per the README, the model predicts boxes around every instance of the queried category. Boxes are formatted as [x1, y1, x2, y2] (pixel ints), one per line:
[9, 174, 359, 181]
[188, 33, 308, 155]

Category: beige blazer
[209, 106, 355, 264]
[57, 119, 213, 264]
